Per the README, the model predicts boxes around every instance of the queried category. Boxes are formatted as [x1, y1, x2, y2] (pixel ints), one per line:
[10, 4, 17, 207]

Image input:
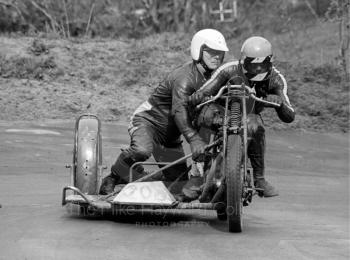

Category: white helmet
[191, 29, 229, 61]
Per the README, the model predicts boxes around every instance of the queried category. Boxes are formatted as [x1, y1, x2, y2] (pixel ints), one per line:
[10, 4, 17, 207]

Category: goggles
[243, 55, 273, 75]
[202, 46, 226, 57]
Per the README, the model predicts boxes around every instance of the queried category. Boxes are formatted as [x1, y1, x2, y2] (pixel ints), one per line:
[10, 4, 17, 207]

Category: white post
[233, 0, 237, 18]
[219, 2, 224, 22]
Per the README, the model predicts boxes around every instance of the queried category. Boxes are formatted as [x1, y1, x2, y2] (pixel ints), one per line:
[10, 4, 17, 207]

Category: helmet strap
[196, 60, 212, 78]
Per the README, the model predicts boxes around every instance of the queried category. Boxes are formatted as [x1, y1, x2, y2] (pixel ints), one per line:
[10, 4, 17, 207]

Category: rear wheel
[225, 134, 243, 232]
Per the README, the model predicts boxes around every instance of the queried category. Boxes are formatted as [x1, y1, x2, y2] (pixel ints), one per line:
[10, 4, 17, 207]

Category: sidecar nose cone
[112, 181, 176, 206]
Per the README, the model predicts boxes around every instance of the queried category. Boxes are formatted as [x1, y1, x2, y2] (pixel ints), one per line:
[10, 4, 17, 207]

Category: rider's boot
[248, 125, 278, 197]
[99, 174, 120, 195]
[99, 152, 161, 195]
[99, 154, 129, 195]
[180, 162, 204, 202]
[181, 176, 203, 201]
[254, 177, 278, 197]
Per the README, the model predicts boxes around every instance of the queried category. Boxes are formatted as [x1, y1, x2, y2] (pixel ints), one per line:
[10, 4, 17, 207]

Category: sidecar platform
[62, 181, 217, 214]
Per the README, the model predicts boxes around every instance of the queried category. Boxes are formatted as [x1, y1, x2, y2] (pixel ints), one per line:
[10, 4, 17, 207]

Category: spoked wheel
[225, 134, 243, 233]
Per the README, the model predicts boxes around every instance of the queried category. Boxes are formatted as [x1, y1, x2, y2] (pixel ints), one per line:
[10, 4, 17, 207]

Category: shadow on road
[64, 204, 196, 225]
[62, 204, 244, 233]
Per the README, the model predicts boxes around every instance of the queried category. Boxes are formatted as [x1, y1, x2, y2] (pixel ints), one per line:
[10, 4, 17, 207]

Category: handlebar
[196, 84, 281, 110]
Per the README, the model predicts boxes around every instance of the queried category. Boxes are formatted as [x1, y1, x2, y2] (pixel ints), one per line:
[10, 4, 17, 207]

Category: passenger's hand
[189, 135, 207, 162]
[187, 92, 205, 106]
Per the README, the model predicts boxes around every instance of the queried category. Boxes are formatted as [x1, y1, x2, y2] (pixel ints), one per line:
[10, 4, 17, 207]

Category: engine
[194, 103, 224, 130]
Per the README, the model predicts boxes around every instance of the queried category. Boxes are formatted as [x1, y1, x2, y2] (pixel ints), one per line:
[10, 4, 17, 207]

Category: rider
[99, 29, 229, 195]
[188, 36, 295, 197]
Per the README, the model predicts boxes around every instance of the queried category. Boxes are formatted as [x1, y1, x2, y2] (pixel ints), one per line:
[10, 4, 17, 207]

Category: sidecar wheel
[73, 115, 102, 195]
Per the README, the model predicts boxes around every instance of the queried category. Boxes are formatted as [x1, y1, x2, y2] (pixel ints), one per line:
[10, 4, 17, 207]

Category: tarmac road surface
[0, 120, 349, 260]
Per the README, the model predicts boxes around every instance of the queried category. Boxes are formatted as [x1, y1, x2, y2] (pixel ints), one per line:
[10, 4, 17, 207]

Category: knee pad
[124, 146, 151, 162]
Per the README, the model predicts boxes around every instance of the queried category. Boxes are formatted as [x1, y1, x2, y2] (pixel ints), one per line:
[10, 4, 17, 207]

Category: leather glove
[188, 134, 207, 162]
[276, 102, 295, 123]
[187, 91, 205, 106]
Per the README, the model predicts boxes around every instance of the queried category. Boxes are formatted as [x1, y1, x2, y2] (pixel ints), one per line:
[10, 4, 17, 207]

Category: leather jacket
[195, 60, 295, 123]
[134, 61, 211, 142]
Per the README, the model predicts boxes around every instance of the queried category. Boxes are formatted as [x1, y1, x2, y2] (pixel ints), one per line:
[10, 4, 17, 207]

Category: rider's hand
[188, 134, 207, 162]
[187, 92, 205, 106]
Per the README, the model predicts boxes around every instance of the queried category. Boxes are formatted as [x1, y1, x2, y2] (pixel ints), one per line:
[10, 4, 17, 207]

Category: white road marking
[5, 129, 61, 135]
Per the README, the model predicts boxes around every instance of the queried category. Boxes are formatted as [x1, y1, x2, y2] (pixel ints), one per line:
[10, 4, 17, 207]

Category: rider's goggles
[243, 55, 273, 75]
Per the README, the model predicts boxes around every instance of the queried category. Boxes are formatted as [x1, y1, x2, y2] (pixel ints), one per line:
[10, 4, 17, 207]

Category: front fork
[225, 92, 254, 206]
[240, 93, 254, 206]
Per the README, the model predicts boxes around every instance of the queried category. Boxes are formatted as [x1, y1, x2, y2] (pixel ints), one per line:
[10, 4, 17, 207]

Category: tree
[326, 0, 350, 82]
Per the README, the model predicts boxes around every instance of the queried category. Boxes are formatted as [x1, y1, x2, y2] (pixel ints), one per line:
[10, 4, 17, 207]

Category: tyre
[73, 115, 102, 195]
[225, 134, 243, 232]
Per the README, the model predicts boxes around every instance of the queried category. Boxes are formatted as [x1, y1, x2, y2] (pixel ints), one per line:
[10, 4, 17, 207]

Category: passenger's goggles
[202, 46, 225, 57]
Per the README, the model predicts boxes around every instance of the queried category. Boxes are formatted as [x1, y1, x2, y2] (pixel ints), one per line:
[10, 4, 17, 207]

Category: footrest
[64, 194, 113, 211]
[65, 194, 98, 204]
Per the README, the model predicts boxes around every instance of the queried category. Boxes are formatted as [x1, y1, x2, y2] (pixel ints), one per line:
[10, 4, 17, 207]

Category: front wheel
[225, 134, 243, 232]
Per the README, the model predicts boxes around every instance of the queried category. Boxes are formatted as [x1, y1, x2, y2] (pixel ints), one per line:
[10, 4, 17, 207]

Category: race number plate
[112, 181, 176, 206]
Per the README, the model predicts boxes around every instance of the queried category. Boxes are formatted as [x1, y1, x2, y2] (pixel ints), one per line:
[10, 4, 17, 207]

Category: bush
[0, 53, 59, 80]
[262, 62, 349, 132]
